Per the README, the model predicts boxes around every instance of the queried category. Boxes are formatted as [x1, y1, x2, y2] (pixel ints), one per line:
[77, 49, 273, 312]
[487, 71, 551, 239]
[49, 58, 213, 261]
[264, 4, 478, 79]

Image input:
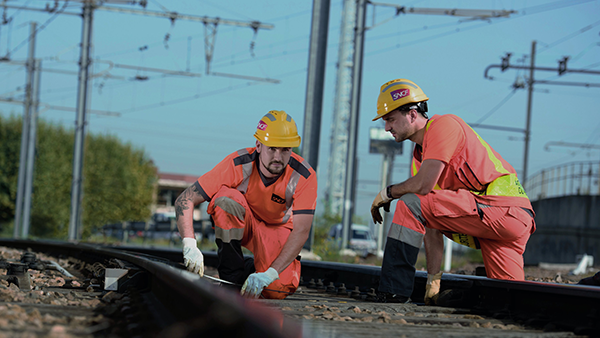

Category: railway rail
[0, 239, 598, 337]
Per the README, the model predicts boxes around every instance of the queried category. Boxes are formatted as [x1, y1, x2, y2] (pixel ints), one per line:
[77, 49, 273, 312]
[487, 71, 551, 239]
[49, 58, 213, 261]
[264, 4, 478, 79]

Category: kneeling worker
[370, 79, 536, 304]
[175, 110, 317, 299]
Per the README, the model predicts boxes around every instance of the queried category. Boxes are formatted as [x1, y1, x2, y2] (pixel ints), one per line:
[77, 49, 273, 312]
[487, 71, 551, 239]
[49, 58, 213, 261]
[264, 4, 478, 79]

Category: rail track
[0, 239, 598, 338]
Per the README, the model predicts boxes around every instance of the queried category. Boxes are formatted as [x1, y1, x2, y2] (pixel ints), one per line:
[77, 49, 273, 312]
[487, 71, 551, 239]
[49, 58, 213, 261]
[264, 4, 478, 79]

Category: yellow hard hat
[373, 79, 429, 121]
[254, 110, 301, 147]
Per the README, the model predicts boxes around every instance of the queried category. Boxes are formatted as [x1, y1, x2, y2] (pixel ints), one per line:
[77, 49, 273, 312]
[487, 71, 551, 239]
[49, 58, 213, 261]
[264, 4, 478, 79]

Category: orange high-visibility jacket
[411, 114, 533, 210]
[197, 147, 317, 225]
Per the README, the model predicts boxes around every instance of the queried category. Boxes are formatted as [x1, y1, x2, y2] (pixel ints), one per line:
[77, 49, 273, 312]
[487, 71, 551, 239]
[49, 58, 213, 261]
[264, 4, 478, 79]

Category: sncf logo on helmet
[390, 88, 410, 101]
[257, 121, 268, 131]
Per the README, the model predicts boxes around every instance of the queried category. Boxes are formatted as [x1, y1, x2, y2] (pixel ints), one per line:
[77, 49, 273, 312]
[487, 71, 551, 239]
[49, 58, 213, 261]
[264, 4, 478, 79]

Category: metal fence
[524, 161, 600, 201]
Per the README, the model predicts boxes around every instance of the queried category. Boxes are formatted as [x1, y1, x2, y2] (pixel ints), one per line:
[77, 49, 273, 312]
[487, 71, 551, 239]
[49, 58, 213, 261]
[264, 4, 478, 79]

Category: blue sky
[1, 0, 599, 221]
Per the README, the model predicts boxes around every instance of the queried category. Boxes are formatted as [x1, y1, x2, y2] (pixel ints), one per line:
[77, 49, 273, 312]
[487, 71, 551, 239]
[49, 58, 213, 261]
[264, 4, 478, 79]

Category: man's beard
[265, 161, 285, 175]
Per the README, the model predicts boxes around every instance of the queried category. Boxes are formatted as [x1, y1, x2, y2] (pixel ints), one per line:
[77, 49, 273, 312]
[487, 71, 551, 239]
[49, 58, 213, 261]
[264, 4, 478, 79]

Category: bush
[0, 114, 157, 239]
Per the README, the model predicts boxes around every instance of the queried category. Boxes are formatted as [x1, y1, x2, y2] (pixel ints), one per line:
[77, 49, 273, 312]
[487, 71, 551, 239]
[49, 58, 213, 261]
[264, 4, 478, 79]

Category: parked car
[328, 223, 378, 257]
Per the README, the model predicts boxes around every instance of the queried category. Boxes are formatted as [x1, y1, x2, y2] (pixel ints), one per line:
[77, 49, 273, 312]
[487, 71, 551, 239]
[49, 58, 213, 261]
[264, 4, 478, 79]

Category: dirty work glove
[241, 267, 279, 298]
[425, 272, 443, 305]
[371, 186, 393, 224]
[182, 238, 204, 277]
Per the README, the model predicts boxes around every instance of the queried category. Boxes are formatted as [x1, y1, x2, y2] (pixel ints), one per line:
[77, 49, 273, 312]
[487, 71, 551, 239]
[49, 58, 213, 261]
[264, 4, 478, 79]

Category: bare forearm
[175, 200, 195, 238]
[389, 175, 429, 198]
[389, 159, 445, 198]
[270, 217, 312, 274]
[175, 183, 205, 239]
[424, 228, 444, 274]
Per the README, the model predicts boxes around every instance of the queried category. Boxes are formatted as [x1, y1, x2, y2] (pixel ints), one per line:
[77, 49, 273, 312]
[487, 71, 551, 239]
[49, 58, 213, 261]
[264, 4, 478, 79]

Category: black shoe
[367, 291, 410, 303]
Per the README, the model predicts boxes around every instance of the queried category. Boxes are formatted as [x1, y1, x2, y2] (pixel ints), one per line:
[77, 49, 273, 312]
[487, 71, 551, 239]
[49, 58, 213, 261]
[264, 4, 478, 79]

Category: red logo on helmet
[390, 88, 410, 101]
[257, 121, 268, 131]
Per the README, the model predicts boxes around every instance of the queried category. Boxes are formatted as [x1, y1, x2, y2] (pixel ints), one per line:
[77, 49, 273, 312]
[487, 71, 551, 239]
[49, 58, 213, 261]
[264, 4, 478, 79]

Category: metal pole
[341, 0, 367, 250]
[68, 3, 94, 240]
[14, 21, 37, 238]
[302, 0, 331, 251]
[443, 236, 452, 271]
[377, 152, 394, 253]
[21, 59, 41, 238]
[522, 40, 535, 185]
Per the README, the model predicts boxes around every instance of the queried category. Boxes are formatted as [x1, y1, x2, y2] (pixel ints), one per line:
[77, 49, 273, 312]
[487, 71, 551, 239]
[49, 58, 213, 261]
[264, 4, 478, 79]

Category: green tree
[0, 115, 22, 224]
[0, 114, 157, 239]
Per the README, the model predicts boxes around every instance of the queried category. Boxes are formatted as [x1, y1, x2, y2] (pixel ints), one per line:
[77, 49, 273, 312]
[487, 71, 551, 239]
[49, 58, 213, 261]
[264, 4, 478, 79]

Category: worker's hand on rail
[241, 267, 279, 298]
[425, 272, 443, 305]
[182, 238, 204, 277]
[371, 186, 393, 224]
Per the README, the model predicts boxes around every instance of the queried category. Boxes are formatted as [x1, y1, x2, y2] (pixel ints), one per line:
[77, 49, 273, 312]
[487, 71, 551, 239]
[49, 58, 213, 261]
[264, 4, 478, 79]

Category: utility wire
[2, 0, 33, 23]
[537, 19, 600, 54]
[96, 6, 313, 60]
[518, 0, 595, 16]
[570, 42, 600, 63]
[217, 0, 593, 68]
[5, 0, 69, 58]
[472, 89, 518, 125]
[149, 0, 170, 14]
[366, 0, 596, 57]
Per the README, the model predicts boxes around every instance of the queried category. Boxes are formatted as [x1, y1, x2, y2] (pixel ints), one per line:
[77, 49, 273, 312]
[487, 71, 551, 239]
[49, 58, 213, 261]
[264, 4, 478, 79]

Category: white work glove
[371, 186, 393, 224]
[241, 267, 279, 298]
[425, 272, 442, 305]
[182, 237, 204, 277]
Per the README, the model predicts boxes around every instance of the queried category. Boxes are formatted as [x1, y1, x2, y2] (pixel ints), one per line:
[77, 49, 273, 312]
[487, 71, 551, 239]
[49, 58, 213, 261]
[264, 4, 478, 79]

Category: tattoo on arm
[175, 184, 200, 221]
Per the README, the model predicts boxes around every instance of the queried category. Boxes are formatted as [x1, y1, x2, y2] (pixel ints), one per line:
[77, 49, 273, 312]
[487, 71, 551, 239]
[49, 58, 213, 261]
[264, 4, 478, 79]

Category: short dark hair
[397, 101, 428, 118]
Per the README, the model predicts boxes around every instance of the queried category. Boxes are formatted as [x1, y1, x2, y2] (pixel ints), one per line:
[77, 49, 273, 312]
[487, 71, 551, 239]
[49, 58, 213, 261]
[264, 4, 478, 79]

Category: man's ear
[255, 140, 261, 153]
[410, 109, 418, 122]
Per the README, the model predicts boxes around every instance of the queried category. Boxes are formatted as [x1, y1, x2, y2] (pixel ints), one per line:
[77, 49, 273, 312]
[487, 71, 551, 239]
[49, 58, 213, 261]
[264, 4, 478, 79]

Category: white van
[328, 223, 378, 257]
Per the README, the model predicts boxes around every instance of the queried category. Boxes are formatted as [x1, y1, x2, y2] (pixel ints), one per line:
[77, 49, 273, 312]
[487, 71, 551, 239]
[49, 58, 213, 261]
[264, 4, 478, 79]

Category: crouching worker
[370, 79, 536, 304]
[175, 110, 317, 299]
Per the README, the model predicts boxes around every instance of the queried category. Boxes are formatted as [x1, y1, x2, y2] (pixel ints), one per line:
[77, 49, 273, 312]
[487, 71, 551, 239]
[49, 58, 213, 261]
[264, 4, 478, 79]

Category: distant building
[155, 172, 203, 221]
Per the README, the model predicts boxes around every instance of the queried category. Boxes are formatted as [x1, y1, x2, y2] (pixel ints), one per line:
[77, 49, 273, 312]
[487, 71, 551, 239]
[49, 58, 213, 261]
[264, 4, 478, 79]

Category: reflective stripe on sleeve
[235, 148, 253, 194]
[282, 170, 300, 223]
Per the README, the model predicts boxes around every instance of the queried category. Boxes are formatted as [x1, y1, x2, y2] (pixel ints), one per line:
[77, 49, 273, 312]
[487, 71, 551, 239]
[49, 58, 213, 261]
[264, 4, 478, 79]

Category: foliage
[310, 203, 379, 262]
[0, 114, 157, 239]
[0, 115, 21, 223]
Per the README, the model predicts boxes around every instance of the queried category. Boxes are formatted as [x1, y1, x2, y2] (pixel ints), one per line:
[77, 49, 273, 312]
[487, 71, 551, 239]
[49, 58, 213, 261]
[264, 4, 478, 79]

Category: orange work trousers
[207, 186, 301, 299]
[393, 189, 535, 280]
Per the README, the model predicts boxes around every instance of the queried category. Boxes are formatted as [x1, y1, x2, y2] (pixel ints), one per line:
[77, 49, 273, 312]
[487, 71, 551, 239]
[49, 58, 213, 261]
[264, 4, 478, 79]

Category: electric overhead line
[545, 141, 600, 152]
[3, 1, 69, 58]
[365, 0, 598, 57]
[0, 0, 278, 241]
[537, 18, 600, 54]
[484, 41, 600, 183]
[325, 1, 518, 233]
[471, 89, 518, 126]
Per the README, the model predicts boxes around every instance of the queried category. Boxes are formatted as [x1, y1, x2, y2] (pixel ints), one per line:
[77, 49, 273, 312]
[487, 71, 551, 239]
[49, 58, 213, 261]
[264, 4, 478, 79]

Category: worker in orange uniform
[175, 110, 317, 299]
[370, 79, 535, 304]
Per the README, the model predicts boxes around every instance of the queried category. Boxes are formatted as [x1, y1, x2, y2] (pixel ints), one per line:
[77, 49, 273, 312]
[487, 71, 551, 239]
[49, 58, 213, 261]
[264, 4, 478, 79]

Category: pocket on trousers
[481, 206, 530, 240]
[507, 206, 533, 230]
[430, 191, 479, 218]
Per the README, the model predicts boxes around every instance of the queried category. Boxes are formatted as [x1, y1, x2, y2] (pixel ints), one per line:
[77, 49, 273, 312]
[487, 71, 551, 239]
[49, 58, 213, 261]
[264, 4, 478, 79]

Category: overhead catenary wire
[4, 0, 69, 58]
[471, 89, 518, 126]
[366, 0, 597, 57]
[213, 0, 598, 69]
[537, 18, 600, 54]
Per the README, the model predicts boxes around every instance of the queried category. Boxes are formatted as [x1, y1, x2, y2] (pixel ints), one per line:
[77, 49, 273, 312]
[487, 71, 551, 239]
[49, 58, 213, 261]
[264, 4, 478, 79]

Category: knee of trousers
[208, 187, 248, 222]
[391, 193, 427, 235]
[208, 187, 249, 243]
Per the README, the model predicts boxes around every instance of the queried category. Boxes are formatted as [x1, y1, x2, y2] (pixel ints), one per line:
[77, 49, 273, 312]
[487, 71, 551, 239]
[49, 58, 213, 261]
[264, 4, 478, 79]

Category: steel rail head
[0, 239, 298, 338]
